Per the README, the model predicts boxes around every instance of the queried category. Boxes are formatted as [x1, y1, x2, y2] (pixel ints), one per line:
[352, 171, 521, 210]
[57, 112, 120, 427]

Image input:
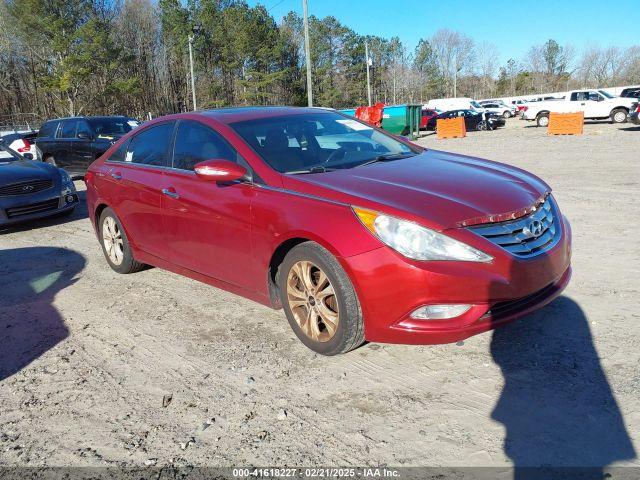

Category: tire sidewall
[278, 243, 362, 355]
[612, 110, 627, 123]
[537, 114, 549, 127]
[99, 208, 136, 274]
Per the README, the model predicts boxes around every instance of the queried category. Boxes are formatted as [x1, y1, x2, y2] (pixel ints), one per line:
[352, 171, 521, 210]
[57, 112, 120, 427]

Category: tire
[476, 121, 487, 131]
[611, 109, 628, 124]
[44, 155, 57, 167]
[98, 207, 145, 274]
[278, 242, 364, 355]
[503, 111, 511, 118]
[536, 113, 549, 127]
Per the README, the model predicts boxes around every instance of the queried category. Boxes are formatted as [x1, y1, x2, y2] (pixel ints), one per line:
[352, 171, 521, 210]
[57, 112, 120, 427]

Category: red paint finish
[86, 107, 572, 346]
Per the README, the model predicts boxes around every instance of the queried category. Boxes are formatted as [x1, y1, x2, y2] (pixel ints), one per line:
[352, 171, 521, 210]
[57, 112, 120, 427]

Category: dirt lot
[1, 119, 639, 470]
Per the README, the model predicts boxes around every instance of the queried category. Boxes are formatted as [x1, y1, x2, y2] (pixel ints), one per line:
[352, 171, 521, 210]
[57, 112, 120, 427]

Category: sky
[248, 0, 638, 65]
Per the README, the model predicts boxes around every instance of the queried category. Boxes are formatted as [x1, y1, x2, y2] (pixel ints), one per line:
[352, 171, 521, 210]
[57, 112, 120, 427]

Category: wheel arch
[611, 106, 629, 115]
[266, 230, 350, 308]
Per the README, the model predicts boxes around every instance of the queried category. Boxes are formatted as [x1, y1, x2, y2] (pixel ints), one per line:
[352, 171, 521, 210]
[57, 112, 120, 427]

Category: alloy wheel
[614, 111, 627, 123]
[286, 260, 339, 342]
[102, 216, 124, 265]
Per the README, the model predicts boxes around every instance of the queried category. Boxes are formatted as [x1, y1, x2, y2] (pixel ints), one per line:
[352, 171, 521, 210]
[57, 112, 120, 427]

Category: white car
[425, 97, 486, 113]
[0, 131, 38, 159]
[479, 101, 515, 118]
[522, 89, 636, 126]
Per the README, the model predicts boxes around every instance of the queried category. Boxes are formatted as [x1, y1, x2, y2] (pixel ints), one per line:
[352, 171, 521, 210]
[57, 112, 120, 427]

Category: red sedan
[85, 107, 571, 355]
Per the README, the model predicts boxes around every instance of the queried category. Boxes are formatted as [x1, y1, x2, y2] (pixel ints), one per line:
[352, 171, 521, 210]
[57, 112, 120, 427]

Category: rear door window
[58, 120, 77, 139]
[125, 122, 174, 167]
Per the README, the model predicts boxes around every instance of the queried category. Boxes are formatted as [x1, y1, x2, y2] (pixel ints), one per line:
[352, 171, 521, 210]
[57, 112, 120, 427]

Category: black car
[426, 109, 504, 131]
[35, 116, 140, 178]
[0, 141, 78, 226]
[620, 87, 640, 100]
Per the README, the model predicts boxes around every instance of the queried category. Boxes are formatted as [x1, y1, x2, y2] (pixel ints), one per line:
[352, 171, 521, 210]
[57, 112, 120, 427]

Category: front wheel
[503, 111, 511, 118]
[611, 109, 628, 124]
[536, 114, 550, 127]
[278, 242, 364, 355]
[98, 207, 145, 274]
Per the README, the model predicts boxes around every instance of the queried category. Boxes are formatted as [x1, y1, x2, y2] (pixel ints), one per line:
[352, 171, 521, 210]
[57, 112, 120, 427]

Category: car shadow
[0, 186, 88, 234]
[0, 247, 86, 382]
[619, 126, 640, 132]
[490, 254, 635, 478]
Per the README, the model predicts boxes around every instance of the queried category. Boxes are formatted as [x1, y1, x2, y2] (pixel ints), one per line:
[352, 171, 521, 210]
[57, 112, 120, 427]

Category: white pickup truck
[522, 89, 637, 126]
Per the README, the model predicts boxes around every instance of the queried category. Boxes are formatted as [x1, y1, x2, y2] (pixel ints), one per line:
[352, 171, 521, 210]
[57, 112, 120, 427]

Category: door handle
[162, 188, 180, 199]
[110, 172, 122, 180]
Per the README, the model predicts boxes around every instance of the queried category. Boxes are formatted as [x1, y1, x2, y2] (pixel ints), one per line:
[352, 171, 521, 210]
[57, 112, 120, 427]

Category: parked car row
[521, 89, 637, 126]
[421, 108, 506, 132]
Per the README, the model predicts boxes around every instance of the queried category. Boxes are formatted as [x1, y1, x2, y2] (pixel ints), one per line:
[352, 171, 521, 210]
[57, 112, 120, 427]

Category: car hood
[0, 158, 59, 184]
[282, 150, 550, 230]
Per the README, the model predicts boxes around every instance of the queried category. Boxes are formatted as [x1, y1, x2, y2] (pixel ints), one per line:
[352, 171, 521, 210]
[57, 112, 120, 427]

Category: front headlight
[59, 169, 75, 192]
[353, 207, 492, 262]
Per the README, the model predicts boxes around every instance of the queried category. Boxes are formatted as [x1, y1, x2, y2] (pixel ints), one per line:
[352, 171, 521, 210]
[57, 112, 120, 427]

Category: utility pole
[188, 33, 197, 111]
[453, 51, 457, 98]
[302, 0, 313, 107]
[365, 39, 372, 106]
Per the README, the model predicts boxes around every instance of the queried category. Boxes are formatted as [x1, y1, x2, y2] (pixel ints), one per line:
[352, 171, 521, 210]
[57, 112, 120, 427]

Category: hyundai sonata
[85, 107, 571, 355]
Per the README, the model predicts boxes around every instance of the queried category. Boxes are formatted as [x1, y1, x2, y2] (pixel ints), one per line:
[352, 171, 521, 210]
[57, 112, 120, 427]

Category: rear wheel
[536, 113, 550, 127]
[278, 242, 364, 355]
[611, 109, 628, 124]
[44, 155, 57, 166]
[98, 208, 145, 274]
[503, 110, 511, 118]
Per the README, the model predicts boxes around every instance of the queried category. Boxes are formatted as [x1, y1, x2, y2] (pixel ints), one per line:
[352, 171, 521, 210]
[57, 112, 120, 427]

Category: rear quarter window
[38, 121, 58, 138]
[124, 122, 174, 166]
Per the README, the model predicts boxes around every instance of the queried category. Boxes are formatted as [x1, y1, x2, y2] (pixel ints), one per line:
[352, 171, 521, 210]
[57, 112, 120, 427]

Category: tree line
[1, 0, 639, 125]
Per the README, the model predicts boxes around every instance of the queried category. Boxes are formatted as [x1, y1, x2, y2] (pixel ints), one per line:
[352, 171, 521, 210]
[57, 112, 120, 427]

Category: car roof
[44, 116, 133, 122]
[197, 106, 331, 124]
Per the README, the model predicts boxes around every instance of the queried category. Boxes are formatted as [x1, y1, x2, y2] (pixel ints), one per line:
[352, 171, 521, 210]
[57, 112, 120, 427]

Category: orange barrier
[548, 112, 584, 135]
[436, 116, 466, 139]
[355, 102, 385, 128]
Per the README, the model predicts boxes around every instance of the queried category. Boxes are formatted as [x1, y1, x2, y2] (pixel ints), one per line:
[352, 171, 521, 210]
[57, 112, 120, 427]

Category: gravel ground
[0, 119, 639, 470]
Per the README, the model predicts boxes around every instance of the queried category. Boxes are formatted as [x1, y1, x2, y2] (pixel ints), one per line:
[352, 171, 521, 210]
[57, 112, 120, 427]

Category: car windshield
[0, 143, 22, 162]
[598, 90, 614, 99]
[470, 101, 483, 109]
[88, 118, 138, 137]
[230, 112, 417, 174]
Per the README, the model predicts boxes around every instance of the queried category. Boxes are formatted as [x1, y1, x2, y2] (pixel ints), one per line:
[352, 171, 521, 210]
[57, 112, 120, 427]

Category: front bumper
[0, 192, 78, 226]
[340, 215, 572, 345]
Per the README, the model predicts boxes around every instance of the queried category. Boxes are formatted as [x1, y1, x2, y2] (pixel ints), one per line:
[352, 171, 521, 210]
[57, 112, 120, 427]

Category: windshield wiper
[287, 166, 336, 174]
[355, 152, 416, 168]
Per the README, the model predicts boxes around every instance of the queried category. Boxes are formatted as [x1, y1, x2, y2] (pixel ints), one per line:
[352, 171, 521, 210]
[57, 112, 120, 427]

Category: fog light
[410, 304, 472, 320]
[66, 195, 75, 203]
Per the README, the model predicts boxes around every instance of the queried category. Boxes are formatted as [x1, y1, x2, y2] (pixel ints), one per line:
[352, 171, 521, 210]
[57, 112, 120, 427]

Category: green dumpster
[381, 104, 422, 139]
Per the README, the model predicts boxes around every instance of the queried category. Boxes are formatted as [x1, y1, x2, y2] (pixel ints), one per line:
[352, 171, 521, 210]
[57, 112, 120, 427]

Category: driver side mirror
[194, 159, 247, 182]
[23, 153, 34, 160]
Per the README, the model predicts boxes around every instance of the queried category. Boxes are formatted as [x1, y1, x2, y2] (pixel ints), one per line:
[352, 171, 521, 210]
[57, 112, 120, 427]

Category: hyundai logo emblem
[23, 185, 34, 192]
[524, 219, 544, 238]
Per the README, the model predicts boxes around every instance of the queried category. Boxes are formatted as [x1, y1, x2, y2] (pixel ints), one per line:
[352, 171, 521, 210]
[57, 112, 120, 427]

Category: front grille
[0, 179, 53, 196]
[469, 195, 561, 258]
[5, 198, 60, 218]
